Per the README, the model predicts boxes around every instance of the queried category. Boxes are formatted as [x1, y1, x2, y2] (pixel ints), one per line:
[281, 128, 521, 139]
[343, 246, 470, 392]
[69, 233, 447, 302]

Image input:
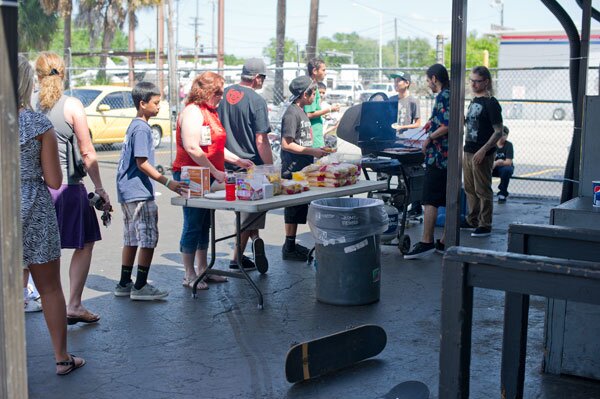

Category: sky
[135, 0, 600, 59]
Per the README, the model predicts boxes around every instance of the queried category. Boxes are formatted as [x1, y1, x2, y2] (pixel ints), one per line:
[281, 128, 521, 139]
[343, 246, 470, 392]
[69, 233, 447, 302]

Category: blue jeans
[492, 165, 514, 197]
[173, 171, 210, 253]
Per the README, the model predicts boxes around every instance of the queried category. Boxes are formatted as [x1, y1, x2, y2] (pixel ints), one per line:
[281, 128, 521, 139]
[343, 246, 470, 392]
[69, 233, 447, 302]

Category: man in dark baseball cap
[288, 75, 315, 103]
[218, 57, 272, 272]
[241, 58, 267, 78]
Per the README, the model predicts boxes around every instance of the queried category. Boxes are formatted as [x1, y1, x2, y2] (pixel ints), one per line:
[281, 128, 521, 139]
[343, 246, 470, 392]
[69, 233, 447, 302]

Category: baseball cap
[242, 58, 267, 77]
[289, 75, 314, 102]
[389, 71, 411, 83]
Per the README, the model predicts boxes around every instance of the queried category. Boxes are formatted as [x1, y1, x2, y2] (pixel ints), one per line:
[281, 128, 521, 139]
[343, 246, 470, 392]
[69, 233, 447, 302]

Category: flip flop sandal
[56, 354, 86, 375]
[182, 277, 208, 290]
[67, 311, 100, 326]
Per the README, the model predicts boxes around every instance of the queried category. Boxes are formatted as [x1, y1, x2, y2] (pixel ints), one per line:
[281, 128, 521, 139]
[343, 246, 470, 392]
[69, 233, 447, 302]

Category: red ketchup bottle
[225, 171, 236, 201]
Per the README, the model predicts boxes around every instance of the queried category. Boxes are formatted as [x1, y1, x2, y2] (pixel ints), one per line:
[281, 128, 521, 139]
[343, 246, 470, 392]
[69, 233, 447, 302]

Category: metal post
[274, 0, 286, 104]
[166, 0, 178, 168]
[444, 0, 468, 250]
[394, 18, 398, 68]
[574, 0, 592, 196]
[193, 0, 200, 71]
[0, 1, 29, 396]
[217, 0, 224, 73]
[156, 4, 164, 96]
[378, 13, 382, 81]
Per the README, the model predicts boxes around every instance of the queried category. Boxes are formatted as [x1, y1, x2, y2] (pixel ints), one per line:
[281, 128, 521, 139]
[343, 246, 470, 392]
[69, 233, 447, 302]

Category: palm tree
[40, 0, 73, 87]
[19, 0, 58, 53]
[126, 0, 162, 86]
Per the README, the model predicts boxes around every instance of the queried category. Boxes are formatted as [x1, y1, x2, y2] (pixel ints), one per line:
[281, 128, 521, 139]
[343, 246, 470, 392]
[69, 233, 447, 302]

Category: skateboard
[285, 324, 387, 383]
[378, 380, 430, 399]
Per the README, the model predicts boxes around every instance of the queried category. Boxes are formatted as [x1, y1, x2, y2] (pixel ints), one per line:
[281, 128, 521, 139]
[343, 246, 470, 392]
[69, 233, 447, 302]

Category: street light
[353, 2, 383, 81]
[490, 0, 504, 28]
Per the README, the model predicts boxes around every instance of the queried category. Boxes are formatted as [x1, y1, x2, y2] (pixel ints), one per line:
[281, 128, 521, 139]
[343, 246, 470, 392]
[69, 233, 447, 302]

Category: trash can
[308, 198, 388, 305]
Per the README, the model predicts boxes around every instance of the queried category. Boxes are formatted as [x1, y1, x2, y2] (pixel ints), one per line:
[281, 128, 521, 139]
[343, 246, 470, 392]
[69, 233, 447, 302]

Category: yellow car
[66, 85, 172, 148]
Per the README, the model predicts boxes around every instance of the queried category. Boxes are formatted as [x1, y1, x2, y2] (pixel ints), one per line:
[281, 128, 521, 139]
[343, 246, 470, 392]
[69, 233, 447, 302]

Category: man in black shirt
[492, 126, 514, 203]
[218, 58, 273, 273]
[463, 66, 503, 237]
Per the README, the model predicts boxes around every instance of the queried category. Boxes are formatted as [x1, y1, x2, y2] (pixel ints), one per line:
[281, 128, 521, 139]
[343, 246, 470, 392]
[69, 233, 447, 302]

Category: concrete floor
[24, 163, 600, 398]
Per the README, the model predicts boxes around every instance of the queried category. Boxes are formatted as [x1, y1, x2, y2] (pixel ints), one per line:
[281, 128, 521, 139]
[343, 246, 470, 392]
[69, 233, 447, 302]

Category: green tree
[48, 19, 128, 81]
[385, 37, 436, 68]
[18, 0, 59, 53]
[223, 54, 245, 65]
[262, 37, 300, 63]
[318, 32, 378, 67]
[444, 31, 499, 69]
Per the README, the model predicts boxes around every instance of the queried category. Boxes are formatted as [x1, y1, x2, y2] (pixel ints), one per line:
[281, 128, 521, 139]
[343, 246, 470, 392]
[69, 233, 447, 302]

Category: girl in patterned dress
[18, 55, 85, 375]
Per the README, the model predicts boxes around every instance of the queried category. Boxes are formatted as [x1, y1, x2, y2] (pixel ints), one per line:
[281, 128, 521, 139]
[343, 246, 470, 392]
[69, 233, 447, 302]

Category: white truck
[359, 82, 396, 102]
[326, 82, 364, 106]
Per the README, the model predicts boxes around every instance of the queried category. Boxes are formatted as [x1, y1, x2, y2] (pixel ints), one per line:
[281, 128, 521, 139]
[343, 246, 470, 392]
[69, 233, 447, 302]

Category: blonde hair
[35, 51, 65, 110]
[18, 55, 34, 109]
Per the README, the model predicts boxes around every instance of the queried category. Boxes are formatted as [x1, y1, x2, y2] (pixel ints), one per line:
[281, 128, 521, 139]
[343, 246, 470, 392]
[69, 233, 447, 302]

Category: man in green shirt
[304, 58, 340, 148]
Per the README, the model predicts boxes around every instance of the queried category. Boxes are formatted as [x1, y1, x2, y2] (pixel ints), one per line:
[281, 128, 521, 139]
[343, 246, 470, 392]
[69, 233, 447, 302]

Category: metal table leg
[192, 210, 264, 308]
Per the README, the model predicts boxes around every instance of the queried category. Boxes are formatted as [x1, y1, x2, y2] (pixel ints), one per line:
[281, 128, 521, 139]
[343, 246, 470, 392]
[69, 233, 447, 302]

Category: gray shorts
[121, 200, 159, 248]
[241, 211, 267, 231]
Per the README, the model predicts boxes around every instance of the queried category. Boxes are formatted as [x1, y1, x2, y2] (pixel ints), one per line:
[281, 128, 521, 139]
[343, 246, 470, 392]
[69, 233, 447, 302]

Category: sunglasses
[470, 79, 486, 84]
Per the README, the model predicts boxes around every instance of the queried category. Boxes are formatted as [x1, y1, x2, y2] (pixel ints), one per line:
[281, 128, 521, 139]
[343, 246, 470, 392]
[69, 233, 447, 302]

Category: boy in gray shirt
[115, 82, 185, 300]
[388, 71, 421, 135]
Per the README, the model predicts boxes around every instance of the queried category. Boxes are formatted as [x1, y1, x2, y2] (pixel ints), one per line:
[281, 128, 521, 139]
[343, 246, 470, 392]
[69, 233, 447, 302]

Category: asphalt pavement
[24, 162, 600, 399]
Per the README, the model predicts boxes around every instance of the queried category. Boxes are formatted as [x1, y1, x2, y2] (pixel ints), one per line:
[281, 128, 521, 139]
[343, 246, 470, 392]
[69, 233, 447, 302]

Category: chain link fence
[23, 54, 598, 200]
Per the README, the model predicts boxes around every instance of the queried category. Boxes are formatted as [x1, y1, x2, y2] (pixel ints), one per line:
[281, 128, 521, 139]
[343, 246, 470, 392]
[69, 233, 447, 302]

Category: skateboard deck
[285, 324, 387, 383]
[379, 380, 430, 399]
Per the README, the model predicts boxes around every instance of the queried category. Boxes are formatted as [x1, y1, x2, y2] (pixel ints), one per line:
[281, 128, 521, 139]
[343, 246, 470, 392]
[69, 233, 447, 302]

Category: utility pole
[157, 3, 165, 97]
[191, 0, 203, 71]
[394, 18, 398, 68]
[275, 0, 286, 104]
[436, 34, 445, 64]
[166, 0, 178, 166]
[217, 0, 224, 73]
[211, 0, 216, 54]
[407, 36, 411, 67]
[307, 0, 319, 61]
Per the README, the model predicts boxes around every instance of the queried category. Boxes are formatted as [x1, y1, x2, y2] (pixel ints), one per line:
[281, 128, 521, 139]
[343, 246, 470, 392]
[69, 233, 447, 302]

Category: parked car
[359, 82, 396, 102]
[326, 83, 364, 106]
[65, 85, 172, 148]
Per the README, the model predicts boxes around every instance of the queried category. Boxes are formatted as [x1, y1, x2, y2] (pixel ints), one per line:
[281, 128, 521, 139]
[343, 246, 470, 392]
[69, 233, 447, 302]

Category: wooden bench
[438, 245, 600, 398]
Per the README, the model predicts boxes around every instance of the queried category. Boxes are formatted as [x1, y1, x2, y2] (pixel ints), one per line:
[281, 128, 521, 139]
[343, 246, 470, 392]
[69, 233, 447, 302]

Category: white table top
[170, 180, 388, 213]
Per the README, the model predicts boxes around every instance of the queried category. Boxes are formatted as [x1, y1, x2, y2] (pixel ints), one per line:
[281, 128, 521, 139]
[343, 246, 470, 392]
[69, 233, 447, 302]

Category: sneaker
[24, 298, 43, 313]
[252, 237, 269, 274]
[460, 220, 475, 229]
[113, 281, 133, 297]
[471, 227, 492, 237]
[435, 239, 445, 254]
[229, 255, 257, 270]
[498, 194, 507, 204]
[282, 245, 310, 261]
[404, 242, 435, 259]
[130, 283, 169, 301]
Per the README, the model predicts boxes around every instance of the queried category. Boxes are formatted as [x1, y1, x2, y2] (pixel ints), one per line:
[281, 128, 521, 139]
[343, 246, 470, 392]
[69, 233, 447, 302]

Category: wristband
[95, 187, 104, 192]
[164, 178, 171, 187]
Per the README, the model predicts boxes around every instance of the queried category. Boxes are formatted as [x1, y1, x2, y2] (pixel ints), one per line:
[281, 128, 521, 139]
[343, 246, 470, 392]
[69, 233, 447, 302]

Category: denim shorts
[173, 171, 210, 253]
